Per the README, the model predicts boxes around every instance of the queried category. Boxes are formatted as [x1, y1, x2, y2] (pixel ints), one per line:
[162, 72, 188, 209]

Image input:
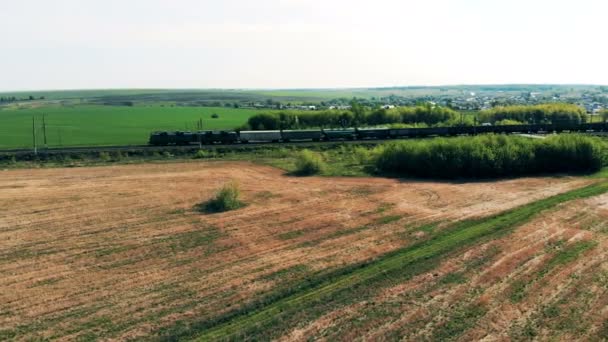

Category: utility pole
[42, 113, 48, 149]
[32, 116, 37, 155]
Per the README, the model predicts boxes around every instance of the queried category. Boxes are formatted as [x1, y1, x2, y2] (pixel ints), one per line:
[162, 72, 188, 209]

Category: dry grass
[0, 161, 593, 340]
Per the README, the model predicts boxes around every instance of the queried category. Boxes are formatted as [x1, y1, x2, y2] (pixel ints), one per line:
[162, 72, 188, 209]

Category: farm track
[0, 162, 597, 340]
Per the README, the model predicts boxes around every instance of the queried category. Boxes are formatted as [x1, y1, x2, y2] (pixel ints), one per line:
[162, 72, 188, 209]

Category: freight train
[148, 122, 608, 146]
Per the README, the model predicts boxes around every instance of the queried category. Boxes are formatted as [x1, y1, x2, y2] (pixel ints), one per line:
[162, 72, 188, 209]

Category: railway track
[0, 139, 391, 156]
[0, 131, 600, 157]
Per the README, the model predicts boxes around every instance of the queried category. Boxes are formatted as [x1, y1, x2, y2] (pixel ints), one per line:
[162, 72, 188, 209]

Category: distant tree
[350, 99, 365, 127]
[247, 113, 279, 130]
[28, 95, 34, 100]
[601, 110, 608, 123]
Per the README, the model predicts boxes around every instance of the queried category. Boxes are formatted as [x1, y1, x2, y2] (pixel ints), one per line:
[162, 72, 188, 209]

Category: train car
[239, 130, 282, 143]
[417, 127, 449, 137]
[585, 122, 607, 131]
[388, 128, 414, 138]
[149, 131, 173, 146]
[174, 131, 195, 145]
[322, 129, 357, 141]
[149, 131, 194, 145]
[356, 128, 390, 139]
[196, 131, 238, 144]
[280, 130, 322, 142]
[447, 126, 475, 135]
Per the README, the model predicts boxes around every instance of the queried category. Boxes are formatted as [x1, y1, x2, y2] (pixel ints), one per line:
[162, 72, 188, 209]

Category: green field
[0, 105, 262, 148]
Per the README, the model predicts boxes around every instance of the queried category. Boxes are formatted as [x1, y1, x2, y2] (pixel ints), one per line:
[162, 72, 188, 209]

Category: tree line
[0, 95, 45, 102]
[243, 104, 459, 130]
[243, 103, 592, 130]
[478, 103, 587, 124]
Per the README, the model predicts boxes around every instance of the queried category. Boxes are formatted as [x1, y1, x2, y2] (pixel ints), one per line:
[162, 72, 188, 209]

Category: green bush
[194, 149, 217, 159]
[374, 134, 606, 179]
[293, 149, 326, 176]
[202, 181, 244, 213]
[98, 151, 111, 161]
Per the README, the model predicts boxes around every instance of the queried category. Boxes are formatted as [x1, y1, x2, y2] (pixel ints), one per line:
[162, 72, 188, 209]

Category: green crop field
[0, 105, 263, 148]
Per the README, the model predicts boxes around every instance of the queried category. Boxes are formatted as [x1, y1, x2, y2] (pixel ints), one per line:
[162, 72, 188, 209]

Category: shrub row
[245, 105, 458, 130]
[479, 103, 587, 124]
[374, 134, 606, 179]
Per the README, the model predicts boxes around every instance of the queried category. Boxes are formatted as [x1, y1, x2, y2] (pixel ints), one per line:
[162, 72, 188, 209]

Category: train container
[174, 131, 195, 145]
[197, 131, 238, 144]
[149, 131, 173, 146]
[280, 130, 322, 142]
[239, 130, 282, 143]
[585, 122, 607, 131]
[322, 129, 357, 141]
[388, 128, 414, 138]
[356, 128, 390, 139]
[417, 127, 449, 136]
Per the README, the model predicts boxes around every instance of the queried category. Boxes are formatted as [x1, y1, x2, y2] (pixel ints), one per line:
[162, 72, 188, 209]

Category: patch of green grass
[349, 186, 374, 196]
[371, 202, 395, 215]
[30, 277, 63, 287]
[374, 215, 403, 225]
[181, 181, 608, 341]
[258, 265, 310, 282]
[431, 302, 487, 341]
[509, 279, 528, 303]
[277, 230, 306, 240]
[539, 240, 597, 277]
[0, 105, 261, 148]
[162, 227, 225, 254]
[438, 272, 467, 285]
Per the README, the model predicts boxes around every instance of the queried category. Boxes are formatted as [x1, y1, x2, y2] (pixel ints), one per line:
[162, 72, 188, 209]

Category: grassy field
[0, 105, 261, 148]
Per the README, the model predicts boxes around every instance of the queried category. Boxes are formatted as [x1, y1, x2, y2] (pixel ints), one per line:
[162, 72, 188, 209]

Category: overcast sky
[1, 0, 607, 91]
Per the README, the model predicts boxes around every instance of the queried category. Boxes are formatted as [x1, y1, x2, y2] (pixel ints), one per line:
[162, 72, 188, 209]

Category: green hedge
[479, 103, 586, 124]
[374, 134, 606, 179]
[245, 105, 458, 130]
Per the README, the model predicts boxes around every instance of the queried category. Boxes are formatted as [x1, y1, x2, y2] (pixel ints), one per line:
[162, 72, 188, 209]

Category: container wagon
[280, 130, 322, 142]
[322, 129, 357, 141]
[239, 130, 282, 143]
[356, 128, 390, 139]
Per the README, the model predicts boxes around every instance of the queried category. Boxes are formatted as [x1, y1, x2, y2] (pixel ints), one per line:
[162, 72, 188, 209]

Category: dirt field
[283, 191, 608, 341]
[0, 161, 595, 340]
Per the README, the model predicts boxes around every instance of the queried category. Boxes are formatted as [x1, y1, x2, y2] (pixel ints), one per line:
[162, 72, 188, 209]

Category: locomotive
[149, 122, 608, 146]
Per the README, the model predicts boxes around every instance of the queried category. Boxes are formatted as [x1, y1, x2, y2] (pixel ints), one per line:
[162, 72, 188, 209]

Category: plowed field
[0, 162, 597, 340]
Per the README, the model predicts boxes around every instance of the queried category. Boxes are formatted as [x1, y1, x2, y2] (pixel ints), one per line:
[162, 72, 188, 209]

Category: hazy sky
[1, 0, 607, 91]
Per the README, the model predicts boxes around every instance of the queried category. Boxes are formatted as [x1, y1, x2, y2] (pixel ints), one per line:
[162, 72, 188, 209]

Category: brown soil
[0, 161, 592, 340]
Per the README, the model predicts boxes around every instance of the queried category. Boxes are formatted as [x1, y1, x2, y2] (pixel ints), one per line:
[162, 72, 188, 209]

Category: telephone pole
[32, 116, 37, 155]
[42, 113, 48, 149]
